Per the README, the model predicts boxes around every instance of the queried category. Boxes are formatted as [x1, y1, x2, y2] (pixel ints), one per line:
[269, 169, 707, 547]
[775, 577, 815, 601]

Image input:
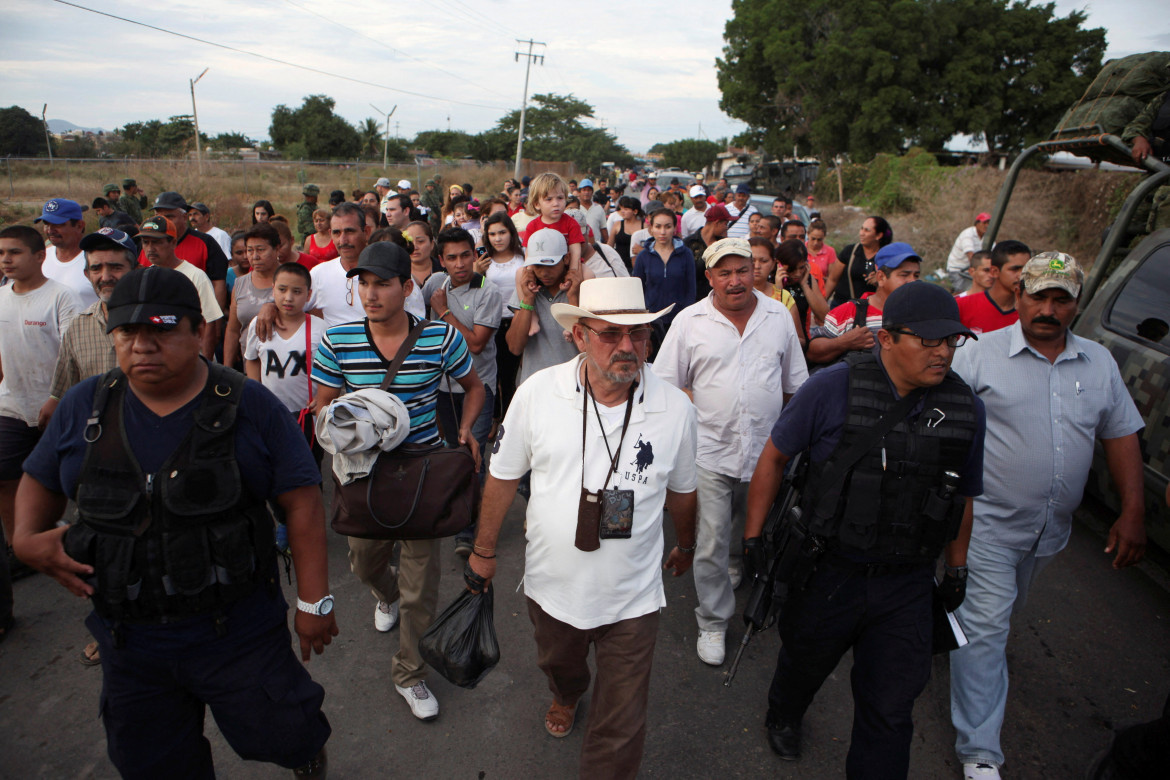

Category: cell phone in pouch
[575, 488, 601, 551]
[598, 488, 634, 539]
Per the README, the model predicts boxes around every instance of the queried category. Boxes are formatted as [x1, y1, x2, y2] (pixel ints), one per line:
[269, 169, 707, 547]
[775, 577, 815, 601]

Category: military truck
[982, 59, 1170, 552]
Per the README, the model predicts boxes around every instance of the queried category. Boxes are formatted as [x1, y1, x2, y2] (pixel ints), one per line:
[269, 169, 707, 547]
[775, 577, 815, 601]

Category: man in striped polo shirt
[311, 241, 486, 722]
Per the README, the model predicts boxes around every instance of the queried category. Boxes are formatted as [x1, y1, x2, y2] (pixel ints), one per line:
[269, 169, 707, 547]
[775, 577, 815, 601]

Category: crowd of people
[0, 167, 1155, 780]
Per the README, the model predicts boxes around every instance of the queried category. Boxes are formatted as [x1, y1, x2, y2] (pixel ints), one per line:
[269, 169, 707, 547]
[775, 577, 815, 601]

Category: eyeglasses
[889, 328, 968, 348]
[581, 323, 653, 344]
[346, 277, 354, 306]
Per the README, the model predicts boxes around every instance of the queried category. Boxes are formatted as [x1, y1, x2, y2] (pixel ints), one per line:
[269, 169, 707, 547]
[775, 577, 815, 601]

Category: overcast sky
[1, 0, 1165, 154]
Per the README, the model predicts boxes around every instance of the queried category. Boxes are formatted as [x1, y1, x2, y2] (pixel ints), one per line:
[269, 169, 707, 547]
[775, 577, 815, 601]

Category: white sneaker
[697, 630, 726, 666]
[728, 563, 743, 590]
[395, 680, 439, 721]
[963, 762, 1001, 779]
[374, 600, 399, 632]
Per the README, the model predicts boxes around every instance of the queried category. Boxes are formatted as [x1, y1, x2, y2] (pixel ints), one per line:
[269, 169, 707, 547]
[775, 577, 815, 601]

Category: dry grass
[813, 166, 1141, 274]
[0, 159, 555, 235]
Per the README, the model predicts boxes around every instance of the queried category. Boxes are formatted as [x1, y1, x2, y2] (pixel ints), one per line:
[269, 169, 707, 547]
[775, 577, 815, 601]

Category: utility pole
[190, 68, 208, 175]
[370, 103, 397, 167]
[394, 121, 400, 140]
[42, 104, 53, 162]
[513, 38, 545, 180]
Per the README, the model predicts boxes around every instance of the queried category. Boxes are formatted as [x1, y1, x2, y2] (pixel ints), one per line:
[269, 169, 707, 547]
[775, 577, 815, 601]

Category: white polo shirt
[654, 290, 808, 480]
[489, 355, 698, 630]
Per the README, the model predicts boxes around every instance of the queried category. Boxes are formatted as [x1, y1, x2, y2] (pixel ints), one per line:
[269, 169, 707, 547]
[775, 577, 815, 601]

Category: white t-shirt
[308, 258, 366, 328]
[654, 290, 808, 480]
[171, 261, 224, 323]
[578, 202, 607, 242]
[947, 225, 983, 272]
[206, 226, 233, 259]
[42, 246, 98, 308]
[483, 254, 525, 319]
[584, 244, 629, 279]
[0, 279, 81, 424]
[489, 356, 698, 630]
[680, 207, 707, 237]
[243, 315, 324, 412]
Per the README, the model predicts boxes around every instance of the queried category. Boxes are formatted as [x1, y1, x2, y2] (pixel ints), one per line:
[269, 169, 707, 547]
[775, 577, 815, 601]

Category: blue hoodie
[633, 237, 696, 329]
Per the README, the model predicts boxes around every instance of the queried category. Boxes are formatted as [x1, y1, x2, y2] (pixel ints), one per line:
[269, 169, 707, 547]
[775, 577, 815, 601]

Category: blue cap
[578, 178, 594, 189]
[882, 281, 976, 341]
[35, 198, 84, 224]
[874, 241, 922, 271]
[80, 227, 138, 255]
[735, 184, 751, 195]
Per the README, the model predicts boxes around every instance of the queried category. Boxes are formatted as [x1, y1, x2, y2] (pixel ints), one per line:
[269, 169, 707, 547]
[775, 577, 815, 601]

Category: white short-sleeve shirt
[489, 356, 698, 630]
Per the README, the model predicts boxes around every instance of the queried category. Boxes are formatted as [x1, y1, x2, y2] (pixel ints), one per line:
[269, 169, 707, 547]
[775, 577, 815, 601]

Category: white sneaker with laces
[697, 630, 726, 666]
[963, 762, 1001, 779]
[374, 600, 399, 632]
[395, 680, 440, 721]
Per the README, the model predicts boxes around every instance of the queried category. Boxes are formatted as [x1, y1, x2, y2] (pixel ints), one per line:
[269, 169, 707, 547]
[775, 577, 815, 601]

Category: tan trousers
[527, 597, 659, 780]
[347, 537, 441, 687]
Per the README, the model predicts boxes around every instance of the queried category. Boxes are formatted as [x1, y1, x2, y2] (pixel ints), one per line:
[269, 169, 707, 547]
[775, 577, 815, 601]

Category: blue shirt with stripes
[312, 315, 472, 446]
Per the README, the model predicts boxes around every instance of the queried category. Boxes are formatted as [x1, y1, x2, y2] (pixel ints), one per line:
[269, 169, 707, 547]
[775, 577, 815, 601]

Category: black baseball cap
[152, 191, 189, 211]
[106, 267, 202, 333]
[346, 242, 411, 281]
[882, 281, 976, 341]
[188, 202, 211, 215]
[80, 227, 138, 255]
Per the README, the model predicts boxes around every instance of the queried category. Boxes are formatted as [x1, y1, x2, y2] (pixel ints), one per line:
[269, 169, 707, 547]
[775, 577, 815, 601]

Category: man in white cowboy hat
[469, 276, 698, 779]
[654, 236, 808, 666]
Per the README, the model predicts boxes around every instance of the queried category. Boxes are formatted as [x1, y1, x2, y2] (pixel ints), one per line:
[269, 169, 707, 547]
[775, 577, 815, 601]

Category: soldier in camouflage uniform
[1122, 90, 1170, 231]
[118, 178, 147, 224]
[420, 178, 443, 233]
[297, 184, 320, 243]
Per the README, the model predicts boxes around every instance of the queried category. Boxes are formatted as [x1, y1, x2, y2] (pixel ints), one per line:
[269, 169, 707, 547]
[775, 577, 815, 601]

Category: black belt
[823, 551, 932, 578]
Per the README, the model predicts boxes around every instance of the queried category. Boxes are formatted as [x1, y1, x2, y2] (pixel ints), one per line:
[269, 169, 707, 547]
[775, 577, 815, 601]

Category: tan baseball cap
[1021, 251, 1083, 298]
[701, 237, 752, 268]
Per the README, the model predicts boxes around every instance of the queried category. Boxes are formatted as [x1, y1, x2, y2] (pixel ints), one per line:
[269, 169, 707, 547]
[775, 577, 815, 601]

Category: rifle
[724, 452, 812, 687]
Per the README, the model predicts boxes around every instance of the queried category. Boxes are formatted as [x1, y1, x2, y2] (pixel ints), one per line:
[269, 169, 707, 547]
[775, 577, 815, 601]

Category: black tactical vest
[64, 363, 275, 623]
[804, 352, 977, 562]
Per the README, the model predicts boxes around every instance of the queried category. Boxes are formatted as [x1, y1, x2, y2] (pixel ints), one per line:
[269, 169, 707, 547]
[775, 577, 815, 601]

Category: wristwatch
[296, 595, 335, 616]
[944, 565, 969, 581]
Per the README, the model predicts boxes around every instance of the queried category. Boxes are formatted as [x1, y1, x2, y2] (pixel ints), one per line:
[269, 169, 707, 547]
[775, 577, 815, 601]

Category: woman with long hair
[224, 223, 280, 367]
[251, 199, 275, 224]
[606, 195, 644, 270]
[441, 183, 465, 227]
[824, 215, 892, 306]
[302, 208, 338, 262]
[633, 207, 695, 336]
[473, 211, 525, 418]
[778, 237, 830, 341]
[226, 230, 248, 296]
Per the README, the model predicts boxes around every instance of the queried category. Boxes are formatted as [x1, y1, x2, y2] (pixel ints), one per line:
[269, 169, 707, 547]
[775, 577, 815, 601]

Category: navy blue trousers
[767, 559, 934, 780]
[88, 611, 330, 779]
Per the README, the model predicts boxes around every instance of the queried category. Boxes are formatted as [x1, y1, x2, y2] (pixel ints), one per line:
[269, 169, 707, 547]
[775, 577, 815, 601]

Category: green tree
[412, 130, 475, 158]
[110, 117, 198, 157]
[490, 93, 633, 169]
[0, 106, 51, 156]
[359, 117, 382, 157]
[717, 0, 1104, 160]
[208, 131, 254, 151]
[648, 138, 724, 171]
[269, 95, 361, 160]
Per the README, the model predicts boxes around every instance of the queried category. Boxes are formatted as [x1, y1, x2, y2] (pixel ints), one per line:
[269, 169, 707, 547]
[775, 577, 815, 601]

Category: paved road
[2, 494, 1168, 779]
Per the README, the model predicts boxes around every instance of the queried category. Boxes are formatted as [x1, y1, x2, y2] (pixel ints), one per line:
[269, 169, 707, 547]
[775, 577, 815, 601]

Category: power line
[278, 0, 512, 100]
[49, 0, 508, 111]
[429, 0, 519, 40]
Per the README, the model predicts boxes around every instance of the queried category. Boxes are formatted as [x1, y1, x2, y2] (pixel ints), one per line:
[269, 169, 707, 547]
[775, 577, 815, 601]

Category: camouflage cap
[303, 184, 320, 196]
[1021, 251, 1083, 298]
[121, 178, 137, 188]
[103, 183, 121, 195]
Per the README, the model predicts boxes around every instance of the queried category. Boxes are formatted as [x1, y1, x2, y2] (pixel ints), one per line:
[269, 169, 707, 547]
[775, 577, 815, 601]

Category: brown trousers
[526, 597, 660, 780]
[347, 537, 440, 687]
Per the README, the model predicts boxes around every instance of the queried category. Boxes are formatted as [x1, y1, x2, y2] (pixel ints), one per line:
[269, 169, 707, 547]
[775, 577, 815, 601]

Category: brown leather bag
[330, 320, 479, 540]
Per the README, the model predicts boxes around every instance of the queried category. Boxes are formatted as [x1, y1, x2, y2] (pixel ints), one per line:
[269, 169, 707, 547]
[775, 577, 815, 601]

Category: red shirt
[520, 213, 585, 247]
[957, 290, 1018, 335]
[295, 251, 324, 270]
[306, 233, 338, 262]
[138, 229, 228, 281]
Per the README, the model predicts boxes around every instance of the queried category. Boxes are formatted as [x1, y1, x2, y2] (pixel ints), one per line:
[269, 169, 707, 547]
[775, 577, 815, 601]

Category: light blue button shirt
[950, 322, 1143, 555]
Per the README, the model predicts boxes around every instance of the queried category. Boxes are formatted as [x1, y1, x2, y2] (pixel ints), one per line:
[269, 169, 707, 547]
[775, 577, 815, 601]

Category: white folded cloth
[316, 389, 411, 484]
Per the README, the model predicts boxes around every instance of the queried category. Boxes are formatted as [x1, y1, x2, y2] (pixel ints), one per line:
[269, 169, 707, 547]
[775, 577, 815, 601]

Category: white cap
[397, 179, 412, 189]
[689, 185, 705, 198]
[524, 228, 569, 266]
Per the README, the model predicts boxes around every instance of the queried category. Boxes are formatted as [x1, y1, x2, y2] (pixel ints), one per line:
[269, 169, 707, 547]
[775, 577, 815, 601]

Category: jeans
[693, 467, 748, 633]
[950, 535, 1054, 767]
[437, 387, 494, 542]
[949, 270, 973, 294]
[767, 558, 934, 779]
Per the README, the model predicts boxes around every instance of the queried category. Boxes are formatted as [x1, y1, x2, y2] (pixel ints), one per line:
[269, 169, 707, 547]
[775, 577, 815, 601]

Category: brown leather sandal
[545, 700, 577, 738]
[80, 641, 101, 666]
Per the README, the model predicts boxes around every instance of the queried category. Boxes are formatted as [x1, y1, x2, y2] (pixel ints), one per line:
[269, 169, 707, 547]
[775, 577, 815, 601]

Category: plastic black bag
[418, 585, 500, 688]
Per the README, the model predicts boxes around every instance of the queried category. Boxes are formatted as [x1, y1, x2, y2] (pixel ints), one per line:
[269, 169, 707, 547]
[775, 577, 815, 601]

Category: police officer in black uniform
[13, 266, 337, 779]
[743, 281, 987, 778]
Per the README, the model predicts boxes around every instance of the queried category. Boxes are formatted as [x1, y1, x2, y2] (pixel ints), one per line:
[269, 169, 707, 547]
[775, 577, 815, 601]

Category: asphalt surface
[2, 487, 1168, 779]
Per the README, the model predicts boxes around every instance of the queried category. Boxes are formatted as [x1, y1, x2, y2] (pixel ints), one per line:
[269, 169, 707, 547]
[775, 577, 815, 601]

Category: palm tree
[359, 117, 382, 157]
